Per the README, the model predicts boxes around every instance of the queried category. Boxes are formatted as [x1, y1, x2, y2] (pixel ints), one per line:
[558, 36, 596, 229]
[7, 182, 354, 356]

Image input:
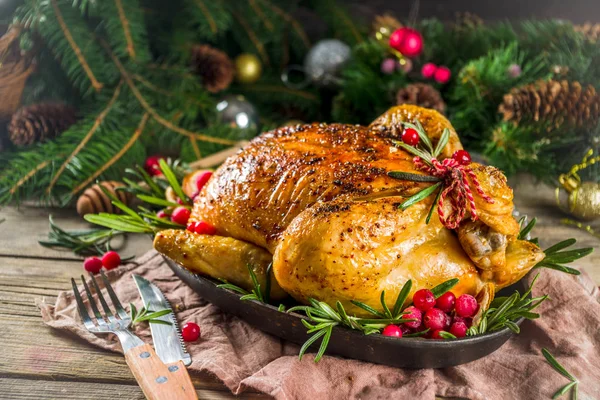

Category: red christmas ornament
[389, 27, 423, 58]
[434, 66, 452, 84]
[182, 322, 201, 342]
[144, 155, 165, 176]
[421, 62, 438, 79]
[401, 128, 420, 146]
[101, 251, 121, 270]
[452, 149, 472, 165]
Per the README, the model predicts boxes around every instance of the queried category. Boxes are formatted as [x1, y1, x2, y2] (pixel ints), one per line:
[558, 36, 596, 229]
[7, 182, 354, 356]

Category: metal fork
[71, 271, 196, 400]
[71, 270, 144, 353]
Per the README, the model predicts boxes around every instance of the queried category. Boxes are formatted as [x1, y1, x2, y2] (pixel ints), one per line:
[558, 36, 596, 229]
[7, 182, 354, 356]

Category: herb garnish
[129, 302, 172, 326]
[217, 263, 272, 304]
[542, 348, 579, 399]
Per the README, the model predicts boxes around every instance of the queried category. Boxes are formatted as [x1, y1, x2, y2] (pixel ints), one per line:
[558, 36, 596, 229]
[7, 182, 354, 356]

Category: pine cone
[8, 103, 76, 147]
[372, 14, 402, 36]
[454, 12, 484, 32]
[76, 181, 131, 216]
[396, 83, 446, 114]
[191, 44, 234, 93]
[499, 80, 600, 130]
[574, 22, 600, 42]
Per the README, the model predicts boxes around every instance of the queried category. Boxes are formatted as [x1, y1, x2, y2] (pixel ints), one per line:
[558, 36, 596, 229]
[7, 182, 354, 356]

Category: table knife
[133, 274, 197, 400]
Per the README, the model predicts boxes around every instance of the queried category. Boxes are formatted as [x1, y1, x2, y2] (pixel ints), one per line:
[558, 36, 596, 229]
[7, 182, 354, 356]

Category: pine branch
[248, 0, 274, 32]
[257, 0, 310, 50]
[97, 0, 150, 62]
[230, 10, 270, 66]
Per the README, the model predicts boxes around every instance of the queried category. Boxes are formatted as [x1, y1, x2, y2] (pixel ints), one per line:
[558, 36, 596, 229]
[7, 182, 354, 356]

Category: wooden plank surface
[0, 176, 598, 400]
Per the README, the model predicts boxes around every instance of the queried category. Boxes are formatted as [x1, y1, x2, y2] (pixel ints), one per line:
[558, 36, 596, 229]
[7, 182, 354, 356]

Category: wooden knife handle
[125, 344, 198, 400]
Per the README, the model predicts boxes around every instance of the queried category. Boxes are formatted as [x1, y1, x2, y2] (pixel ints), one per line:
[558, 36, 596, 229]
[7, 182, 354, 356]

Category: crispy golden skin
[155, 105, 544, 315]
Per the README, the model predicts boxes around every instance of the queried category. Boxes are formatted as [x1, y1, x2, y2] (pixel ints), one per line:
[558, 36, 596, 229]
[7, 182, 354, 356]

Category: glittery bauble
[390, 27, 423, 58]
[304, 39, 351, 87]
[234, 53, 262, 84]
[557, 182, 600, 221]
[216, 95, 259, 134]
[507, 63, 522, 78]
[381, 58, 398, 74]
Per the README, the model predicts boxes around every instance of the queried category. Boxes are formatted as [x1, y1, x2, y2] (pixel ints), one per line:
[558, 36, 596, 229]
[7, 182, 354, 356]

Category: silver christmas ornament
[304, 39, 351, 87]
[216, 95, 259, 135]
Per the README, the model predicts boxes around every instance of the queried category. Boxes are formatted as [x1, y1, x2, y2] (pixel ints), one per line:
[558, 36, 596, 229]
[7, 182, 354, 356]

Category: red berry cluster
[83, 251, 121, 274]
[381, 289, 479, 340]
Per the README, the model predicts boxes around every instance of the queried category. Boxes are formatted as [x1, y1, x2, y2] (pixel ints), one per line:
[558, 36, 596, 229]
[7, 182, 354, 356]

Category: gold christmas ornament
[235, 53, 262, 84]
[556, 149, 600, 221]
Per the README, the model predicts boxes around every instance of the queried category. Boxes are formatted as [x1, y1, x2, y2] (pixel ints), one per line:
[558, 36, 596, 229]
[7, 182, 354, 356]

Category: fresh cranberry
[382, 324, 402, 338]
[444, 313, 452, 329]
[187, 220, 217, 235]
[156, 210, 169, 219]
[402, 306, 422, 329]
[182, 322, 201, 342]
[83, 257, 103, 274]
[144, 155, 164, 176]
[171, 207, 191, 225]
[455, 294, 479, 318]
[435, 291, 456, 312]
[195, 171, 213, 192]
[452, 316, 472, 327]
[101, 251, 121, 270]
[400, 325, 412, 335]
[452, 150, 472, 166]
[434, 66, 452, 84]
[176, 198, 185, 205]
[430, 329, 445, 340]
[401, 128, 420, 146]
[450, 321, 468, 338]
[412, 289, 436, 311]
[421, 62, 438, 79]
[423, 308, 447, 331]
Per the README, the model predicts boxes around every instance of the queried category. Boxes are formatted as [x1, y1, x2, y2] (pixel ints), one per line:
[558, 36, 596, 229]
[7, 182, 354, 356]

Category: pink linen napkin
[40, 250, 600, 399]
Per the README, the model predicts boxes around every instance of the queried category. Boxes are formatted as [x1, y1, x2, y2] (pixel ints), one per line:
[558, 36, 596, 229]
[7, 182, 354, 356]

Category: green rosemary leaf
[139, 213, 185, 228]
[130, 303, 137, 321]
[140, 309, 171, 320]
[518, 217, 537, 240]
[239, 294, 259, 301]
[466, 326, 478, 336]
[301, 319, 316, 330]
[478, 315, 488, 333]
[392, 141, 433, 163]
[137, 194, 185, 209]
[535, 262, 581, 275]
[148, 319, 173, 326]
[392, 280, 412, 318]
[84, 214, 154, 233]
[512, 311, 540, 320]
[159, 159, 189, 205]
[544, 248, 594, 264]
[438, 331, 457, 339]
[431, 278, 460, 298]
[264, 263, 273, 304]
[298, 328, 328, 361]
[504, 320, 520, 334]
[216, 283, 250, 295]
[278, 304, 286, 312]
[351, 300, 386, 318]
[544, 239, 577, 255]
[489, 296, 510, 309]
[403, 328, 430, 337]
[486, 292, 519, 328]
[336, 301, 350, 325]
[246, 264, 263, 302]
[552, 381, 577, 400]
[134, 165, 164, 198]
[380, 291, 393, 319]
[433, 128, 450, 158]
[399, 182, 442, 211]
[318, 301, 343, 323]
[387, 171, 440, 182]
[425, 187, 442, 225]
[314, 325, 334, 362]
[287, 305, 312, 314]
[542, 348, 577, 381]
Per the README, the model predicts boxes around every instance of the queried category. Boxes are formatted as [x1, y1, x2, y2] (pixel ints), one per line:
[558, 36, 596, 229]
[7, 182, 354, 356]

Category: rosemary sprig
[217, 263, 272, 304]
[129, 302, 173, 327]
[542, 348, 579, 399]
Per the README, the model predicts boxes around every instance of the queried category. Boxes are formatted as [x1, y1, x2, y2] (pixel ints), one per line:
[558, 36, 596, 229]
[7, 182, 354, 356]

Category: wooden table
[0, 176, 598, 399]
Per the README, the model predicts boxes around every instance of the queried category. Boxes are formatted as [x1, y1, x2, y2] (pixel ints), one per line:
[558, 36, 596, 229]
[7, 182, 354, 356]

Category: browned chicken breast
[154, 105, 544, 316]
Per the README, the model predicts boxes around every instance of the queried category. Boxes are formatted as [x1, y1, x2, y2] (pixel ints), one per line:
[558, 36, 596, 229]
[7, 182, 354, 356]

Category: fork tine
[101, 270, 128, 319]
[90, 273, 118, 323]
[80, 275, 107, 327]
[71, 278, 96, 330]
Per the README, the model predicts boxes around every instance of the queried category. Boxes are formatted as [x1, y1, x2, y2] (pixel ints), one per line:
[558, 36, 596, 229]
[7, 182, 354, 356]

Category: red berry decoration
[195, 171, 213, 192]
[401, 128, 420, 146]
[171, 206, 191, 225]
[455, 294, 479, 318]
[430, 329, 445, 340]
[452, 150, 472, 166]
[444, 313, 452, 329]
[435, 292, 456, 313]
[389, 27, 408, 51]
[182, 322, 201, 342]
[421, 62, 437, 79]
[83, 257, 103, 274]
[434, 66, 451, 84]
[423, 308, 447, 331]
[156, 210, 169, 219]
[389, 27, 423, 58]
[382, 324, 403, 338]
[101, 251, 121, 270]
[144, 155, 165, 176]
[412, 289, 436, 311]
[449, 321, 468, 338]
[402, 306, 422, 329]
[187, 220, 217, 235]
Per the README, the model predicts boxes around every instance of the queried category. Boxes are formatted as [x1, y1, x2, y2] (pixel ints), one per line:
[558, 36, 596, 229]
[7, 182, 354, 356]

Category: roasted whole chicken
[155, 105, 544, 316]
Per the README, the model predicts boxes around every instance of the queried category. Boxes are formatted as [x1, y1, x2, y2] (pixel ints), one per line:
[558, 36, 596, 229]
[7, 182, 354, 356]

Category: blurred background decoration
[0, 0, 599, 222]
